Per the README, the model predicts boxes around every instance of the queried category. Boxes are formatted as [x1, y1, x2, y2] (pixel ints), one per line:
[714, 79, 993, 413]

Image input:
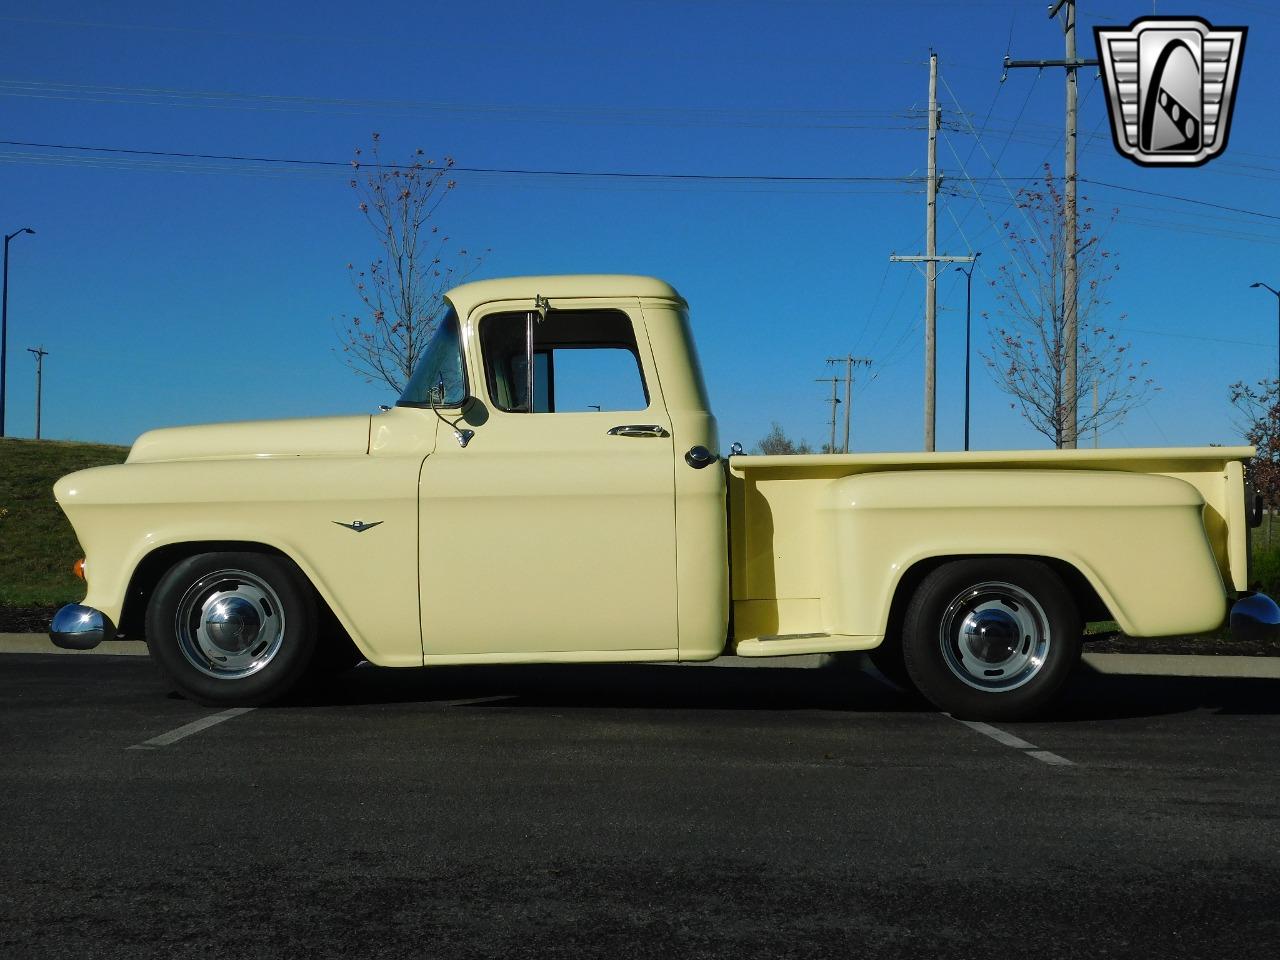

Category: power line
[957, 4, 1019, 172]
[0, 78, 928, 131]
[945, 181, 1280, 246]
[940, 72, 1047, 248]
[1080, 179, 1280, 224]
[961, 74, 1101, 229]
[1113, 326, 1269, 349]
[6, 138, 1279, 225]
[939, 70, 1043, 250]
[0, 138, 1047, 185]
[939, 127, 1040, 278]
[849, 261, 892, 359]
[862, 268, 917, 360]
[948, 115, 1280, 185]
[0, 151, 931, 197]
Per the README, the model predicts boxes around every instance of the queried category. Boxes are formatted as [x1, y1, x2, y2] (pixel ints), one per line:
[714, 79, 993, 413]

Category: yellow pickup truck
[50, 275, 1264, 719]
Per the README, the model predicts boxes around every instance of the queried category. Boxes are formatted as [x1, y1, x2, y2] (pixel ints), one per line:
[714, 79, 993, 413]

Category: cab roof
[444, 274, 684, 318]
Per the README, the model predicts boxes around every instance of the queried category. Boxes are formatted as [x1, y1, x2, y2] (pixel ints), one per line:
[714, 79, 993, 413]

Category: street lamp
[2, 226, 36, 438]
[955, 252, 982, 452]
[1250, 282, 1280, 383]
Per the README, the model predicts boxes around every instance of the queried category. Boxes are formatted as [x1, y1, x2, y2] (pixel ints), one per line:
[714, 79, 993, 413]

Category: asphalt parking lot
[2, 648, 1279, 960]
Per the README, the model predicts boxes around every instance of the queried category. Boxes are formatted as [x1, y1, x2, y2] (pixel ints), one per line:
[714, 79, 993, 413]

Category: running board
[734, 633, 881, 657]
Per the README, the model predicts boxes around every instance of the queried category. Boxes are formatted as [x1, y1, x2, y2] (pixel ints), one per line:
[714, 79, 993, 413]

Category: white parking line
[953, 719, 1036, 750]
[1025, 749, 1074, 766]
[127, 708, 255, 750]
[430, 695, 514, 708]
[948, 715, 1074, 766]
[856, 659, 1075, 767]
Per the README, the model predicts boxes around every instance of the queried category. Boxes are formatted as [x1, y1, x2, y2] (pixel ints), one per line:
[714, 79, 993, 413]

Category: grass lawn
[0, 438, 129, 606]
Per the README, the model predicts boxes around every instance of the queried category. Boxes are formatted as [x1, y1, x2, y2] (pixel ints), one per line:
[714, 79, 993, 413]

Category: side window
[479, 309, 650, 413]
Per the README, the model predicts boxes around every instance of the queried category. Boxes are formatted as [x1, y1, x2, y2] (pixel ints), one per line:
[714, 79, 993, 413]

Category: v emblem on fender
[333, 520, 384, 533]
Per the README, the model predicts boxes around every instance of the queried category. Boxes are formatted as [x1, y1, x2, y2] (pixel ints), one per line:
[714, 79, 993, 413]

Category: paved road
[2, 652, 1278, 959]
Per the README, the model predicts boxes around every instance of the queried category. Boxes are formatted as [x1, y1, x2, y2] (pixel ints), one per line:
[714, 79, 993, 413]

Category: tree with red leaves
[1229, 379, 1280, 506]
[337, 134, 486, 393]
[982, 166, 1156, 448]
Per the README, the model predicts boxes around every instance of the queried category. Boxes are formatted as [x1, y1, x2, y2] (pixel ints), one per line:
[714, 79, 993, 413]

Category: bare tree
[753, 422, 814, 455]
[982, 166, 1156, 447]
[1229, 379, 1280, 505]
[337, 134, 486, 393]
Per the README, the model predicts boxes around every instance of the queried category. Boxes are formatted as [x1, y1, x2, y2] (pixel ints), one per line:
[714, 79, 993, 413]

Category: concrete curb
[0, 635, 148, 656]
[1080, 651, 1280, 679]
[2, 635, 1279, 679]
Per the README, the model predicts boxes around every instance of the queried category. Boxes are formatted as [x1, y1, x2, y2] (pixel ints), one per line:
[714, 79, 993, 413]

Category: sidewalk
[4, 634, 1280, 679]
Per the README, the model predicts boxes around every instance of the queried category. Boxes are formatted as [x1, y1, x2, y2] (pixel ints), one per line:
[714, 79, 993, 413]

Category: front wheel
[145, 551, 318, 706]
[901, 559, 1081, 721]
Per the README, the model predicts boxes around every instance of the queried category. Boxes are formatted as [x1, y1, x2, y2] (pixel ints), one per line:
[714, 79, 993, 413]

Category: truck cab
[397, 275, 729, 664]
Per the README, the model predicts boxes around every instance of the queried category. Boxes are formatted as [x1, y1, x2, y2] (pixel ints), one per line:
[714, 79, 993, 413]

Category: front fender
[54, 456, 424, 666]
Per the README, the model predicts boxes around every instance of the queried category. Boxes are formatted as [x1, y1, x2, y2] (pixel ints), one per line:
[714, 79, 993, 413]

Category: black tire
[866, 637, 916, 692]
[144, 551, 318, 706]
[901, 558, 1081, 721]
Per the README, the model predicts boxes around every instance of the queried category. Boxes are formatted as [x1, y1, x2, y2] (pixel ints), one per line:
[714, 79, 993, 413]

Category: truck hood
[127, 415, 372, 463]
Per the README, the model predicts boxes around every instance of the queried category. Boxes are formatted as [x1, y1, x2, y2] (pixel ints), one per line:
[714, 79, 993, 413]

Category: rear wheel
[145, 552, 318, 706]
[902, 558, 1081, 720]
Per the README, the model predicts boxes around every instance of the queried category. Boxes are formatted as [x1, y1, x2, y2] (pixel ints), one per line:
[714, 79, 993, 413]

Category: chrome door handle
[607, 424, 670, 438]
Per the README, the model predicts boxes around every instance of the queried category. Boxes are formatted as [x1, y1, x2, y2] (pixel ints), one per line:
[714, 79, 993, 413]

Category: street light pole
[2, 226, 36, 438]
[1250, 282, 1280, 384]
[956, 252, 982, 452]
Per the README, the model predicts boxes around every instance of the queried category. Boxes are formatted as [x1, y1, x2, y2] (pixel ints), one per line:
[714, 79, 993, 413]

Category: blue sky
[0, 0, 1276, 452]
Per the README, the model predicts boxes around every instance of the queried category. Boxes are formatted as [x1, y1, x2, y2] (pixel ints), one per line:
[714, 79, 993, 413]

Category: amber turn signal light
[72, 558, 85, 580]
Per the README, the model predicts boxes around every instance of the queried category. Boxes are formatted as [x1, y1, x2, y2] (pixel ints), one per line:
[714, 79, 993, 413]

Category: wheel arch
[881, 553, 1113, 649]
[118, 541, 356, 655]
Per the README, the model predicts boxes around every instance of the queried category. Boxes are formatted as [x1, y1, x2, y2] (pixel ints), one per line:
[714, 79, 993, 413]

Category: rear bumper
[50, 604, 116, 651]
[1228, 592, 1280, 643]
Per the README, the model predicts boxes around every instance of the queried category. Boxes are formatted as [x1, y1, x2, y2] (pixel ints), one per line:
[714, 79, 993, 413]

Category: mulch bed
[1085, 631, 1280, 657]
[0, 605, 62, 633]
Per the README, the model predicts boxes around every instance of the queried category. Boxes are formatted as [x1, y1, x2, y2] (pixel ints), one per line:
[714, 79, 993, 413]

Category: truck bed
[726, 446, 1253, 654]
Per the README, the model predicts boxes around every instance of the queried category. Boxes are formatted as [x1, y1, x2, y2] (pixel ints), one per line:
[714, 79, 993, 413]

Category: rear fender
[820, 469, 1227, 639]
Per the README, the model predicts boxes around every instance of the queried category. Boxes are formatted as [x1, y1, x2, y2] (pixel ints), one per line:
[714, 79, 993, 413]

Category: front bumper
[50, 603, 116, 651]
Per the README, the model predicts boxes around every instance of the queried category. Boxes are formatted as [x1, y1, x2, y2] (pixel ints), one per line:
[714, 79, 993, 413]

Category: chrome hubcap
[938, 580, 1050, 692]
[174, 570, 286, 680]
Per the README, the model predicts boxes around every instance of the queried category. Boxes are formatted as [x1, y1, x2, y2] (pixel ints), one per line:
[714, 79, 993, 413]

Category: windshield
[398, 305, 467, 407]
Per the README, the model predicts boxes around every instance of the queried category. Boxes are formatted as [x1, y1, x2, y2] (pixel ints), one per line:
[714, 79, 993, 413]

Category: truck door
[418, 300, 679, 658]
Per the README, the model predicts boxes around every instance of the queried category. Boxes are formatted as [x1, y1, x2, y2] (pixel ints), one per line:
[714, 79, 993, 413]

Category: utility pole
[816, 376, 842, 454]
[890, 246, 975, 451]
[890, 52, 975, 451]
[1004, 0, 1098, 448]
[826, 355, 872, 453]
[26, 345, 46, 439]
[925, 50, 938, 454]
